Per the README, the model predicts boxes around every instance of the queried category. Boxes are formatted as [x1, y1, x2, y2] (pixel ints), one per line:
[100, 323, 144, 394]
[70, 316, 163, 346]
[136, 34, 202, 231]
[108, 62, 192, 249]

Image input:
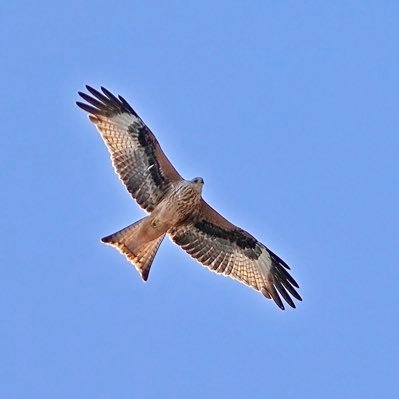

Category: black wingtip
[290, 278, 299, 289]
[101, 86, 113, 97]
[118, 94, 137, 116]
[269, 248, 291, 270]
[76, 101, 88, 110]
[85, 85, 108, 102]
[101, 86, 114, 98]
[140, 270, 150, 282]
[101, 235, 112, 244]
[76, 101, 102, 115]
[296, 293, 303, 302]
[77, 85, 137, 118]
[269, 285, 285, 310]
[274, 281, 294, 308]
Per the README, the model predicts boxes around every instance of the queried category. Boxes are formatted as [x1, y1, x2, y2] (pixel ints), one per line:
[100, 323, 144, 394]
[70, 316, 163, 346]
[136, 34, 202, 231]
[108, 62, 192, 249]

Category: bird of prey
[76, 86, 301, 310]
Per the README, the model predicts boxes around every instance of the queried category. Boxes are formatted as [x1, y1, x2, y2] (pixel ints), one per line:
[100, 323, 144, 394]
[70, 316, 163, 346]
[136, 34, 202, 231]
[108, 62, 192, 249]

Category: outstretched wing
[170, 200, 301, 310]
[77, 86, 182, 212]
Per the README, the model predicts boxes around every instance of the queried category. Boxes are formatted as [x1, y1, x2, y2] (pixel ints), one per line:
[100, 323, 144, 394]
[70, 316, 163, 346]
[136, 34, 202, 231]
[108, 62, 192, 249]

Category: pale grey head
[190, 177, 204, 194]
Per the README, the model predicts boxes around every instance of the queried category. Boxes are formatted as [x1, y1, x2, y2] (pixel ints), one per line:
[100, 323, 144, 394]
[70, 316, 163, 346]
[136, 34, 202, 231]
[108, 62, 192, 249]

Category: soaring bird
[76, 86, 301, 310]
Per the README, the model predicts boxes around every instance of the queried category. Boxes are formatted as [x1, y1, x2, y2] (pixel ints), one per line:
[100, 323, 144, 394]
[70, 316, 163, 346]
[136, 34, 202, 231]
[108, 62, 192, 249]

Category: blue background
[2, 1, 398, 398]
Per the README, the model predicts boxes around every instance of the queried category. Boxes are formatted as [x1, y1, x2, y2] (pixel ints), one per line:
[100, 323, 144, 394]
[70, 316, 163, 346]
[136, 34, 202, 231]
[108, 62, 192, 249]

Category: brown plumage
[76, 86, 302, 310]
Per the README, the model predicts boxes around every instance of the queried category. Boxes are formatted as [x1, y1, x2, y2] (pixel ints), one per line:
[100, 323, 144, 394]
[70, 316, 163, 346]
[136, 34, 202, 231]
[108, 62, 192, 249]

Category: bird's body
[77, 86, 302, 310]
[105, 179, 203, 253]
[154, 178, 204, 228]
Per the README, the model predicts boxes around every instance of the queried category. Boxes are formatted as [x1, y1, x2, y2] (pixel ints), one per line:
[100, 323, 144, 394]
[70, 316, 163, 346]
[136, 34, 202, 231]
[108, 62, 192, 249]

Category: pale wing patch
[77, 86, 182, 212]
[170, 224, 301, 310]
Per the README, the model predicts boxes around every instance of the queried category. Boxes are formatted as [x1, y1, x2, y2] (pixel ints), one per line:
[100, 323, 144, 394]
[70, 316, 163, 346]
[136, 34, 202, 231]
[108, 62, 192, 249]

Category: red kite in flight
[77, 86, 301, 309]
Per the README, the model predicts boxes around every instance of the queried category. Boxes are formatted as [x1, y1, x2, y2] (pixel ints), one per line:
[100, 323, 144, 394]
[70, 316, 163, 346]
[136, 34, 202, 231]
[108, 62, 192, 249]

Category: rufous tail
[101, 218, 166, 281]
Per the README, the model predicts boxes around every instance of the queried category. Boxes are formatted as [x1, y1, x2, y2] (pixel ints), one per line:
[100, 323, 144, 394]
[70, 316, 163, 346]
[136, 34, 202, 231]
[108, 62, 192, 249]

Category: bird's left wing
[77, 86, 182, 213]
[170, 200, 301, 309]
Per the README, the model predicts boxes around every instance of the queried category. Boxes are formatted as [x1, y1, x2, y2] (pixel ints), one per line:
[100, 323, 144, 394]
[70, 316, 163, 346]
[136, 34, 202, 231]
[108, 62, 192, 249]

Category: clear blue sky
[2, 1, 398, 398]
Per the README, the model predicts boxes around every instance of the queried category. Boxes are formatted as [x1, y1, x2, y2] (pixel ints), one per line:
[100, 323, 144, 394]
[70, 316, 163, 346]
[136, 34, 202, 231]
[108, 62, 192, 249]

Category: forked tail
[101, 218, 166, 281]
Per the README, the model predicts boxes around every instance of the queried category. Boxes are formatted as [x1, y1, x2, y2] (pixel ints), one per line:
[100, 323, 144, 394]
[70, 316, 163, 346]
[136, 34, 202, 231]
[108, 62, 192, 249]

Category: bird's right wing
[77, 86, 182, 213]
[170, 200, 301, 310]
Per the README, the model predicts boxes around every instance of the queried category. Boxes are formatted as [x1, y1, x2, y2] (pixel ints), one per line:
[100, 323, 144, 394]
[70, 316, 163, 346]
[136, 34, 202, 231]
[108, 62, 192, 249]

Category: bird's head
[190, 177, 204, 193]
